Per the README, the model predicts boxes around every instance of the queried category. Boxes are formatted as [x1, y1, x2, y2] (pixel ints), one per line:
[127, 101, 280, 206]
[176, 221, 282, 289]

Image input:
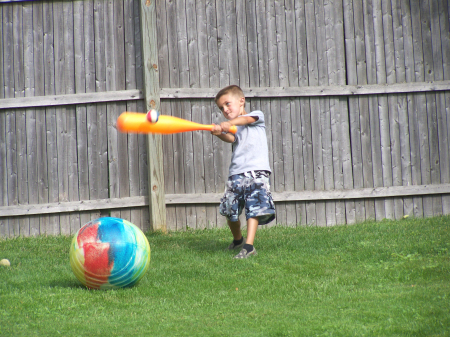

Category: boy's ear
[239, 96, 245, 106]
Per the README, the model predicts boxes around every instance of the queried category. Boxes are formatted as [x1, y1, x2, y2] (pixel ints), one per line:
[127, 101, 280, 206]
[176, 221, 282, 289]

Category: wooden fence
[1, 0, 450, 237]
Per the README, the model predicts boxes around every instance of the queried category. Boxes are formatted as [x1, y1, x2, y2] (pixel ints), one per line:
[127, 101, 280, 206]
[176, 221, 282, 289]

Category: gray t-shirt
[228, 110, 272, 176]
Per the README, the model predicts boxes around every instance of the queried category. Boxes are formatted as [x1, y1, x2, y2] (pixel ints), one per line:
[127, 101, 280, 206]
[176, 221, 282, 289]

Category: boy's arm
[212, 116, 258, 143]
[211, 124, 235, 143]
[222, 115, 258, 132]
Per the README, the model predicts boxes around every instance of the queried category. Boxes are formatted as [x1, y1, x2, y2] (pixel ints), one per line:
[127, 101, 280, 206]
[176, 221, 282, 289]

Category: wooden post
[140, 0, 166, 232]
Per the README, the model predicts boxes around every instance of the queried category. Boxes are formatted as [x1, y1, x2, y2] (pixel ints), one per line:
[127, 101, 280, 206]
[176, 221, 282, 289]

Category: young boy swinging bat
[211, 85, 276, 259]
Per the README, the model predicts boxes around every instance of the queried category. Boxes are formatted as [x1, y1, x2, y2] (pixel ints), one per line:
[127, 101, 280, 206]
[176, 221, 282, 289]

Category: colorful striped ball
[70, 217, 151, 290]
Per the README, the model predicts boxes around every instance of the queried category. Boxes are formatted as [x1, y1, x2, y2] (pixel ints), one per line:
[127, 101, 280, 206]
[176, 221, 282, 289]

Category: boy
[211, 85, 276, 259]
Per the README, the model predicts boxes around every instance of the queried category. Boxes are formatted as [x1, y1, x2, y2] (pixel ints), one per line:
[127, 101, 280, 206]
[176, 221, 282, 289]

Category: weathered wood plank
[92, 0, 110, 209]
[324, 0, 341, 226]
[353, 0, 375, 221]
[73, 0, 91, 229]
[1, 80, 449, 110]
[0, 4, 11, 236]
[0, 89, 143, 109]
[160, 0, 177, 231]
[42, 1, 60, 235]
[53, 1, 69, 235]
[175, 0, 192, 231]
[63, 0, 81, 234]
[0, 5, 4, 235]
[3, 184, 450, 218]
[421, 0, 442, 217]
[285, 0, 301, 226]
[82, 0, 102, 225]
[411, 1, 433, 217]
[363, 0, 385, 220]
[236, 0, 249, 88]
[113, 0, 131, 222]
[305, 0, 324, 225]
[140, 0, 166, 232]
[386, 0, 405, 219]
[343, 0, 365, 223]
[401, 0, 423, 218]
[373, 0, 395, 220]
[438, 0, 450, 214]
[199, 1, 218, 229]
[186, 0, 207, 229]
[157, 81, 450, 99]
[32, 1, 49, 234]
[265, 0, 285, 226]
[205, 0, 221, 228]
[13, 3, 30, 236]
[105, 0, 121, 219]
[23, 2, 39, 235]
[293, 0, 309, 225]
[124, 0, 142, 228]
[134, 0, 150, 231]
[430, 0, 449, 215]
[392, 0, 414, 218]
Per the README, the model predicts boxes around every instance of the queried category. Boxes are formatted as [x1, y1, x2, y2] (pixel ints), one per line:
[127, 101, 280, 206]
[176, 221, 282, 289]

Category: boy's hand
[211, 123, 223, 136]
[220, 121, 233, 133]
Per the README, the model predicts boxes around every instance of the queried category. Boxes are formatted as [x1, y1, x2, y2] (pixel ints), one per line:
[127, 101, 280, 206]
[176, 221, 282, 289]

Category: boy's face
[216, 93, 245, 120]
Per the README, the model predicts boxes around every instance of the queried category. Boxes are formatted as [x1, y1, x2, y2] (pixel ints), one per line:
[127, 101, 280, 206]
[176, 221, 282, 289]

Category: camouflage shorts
[219, 170, 276, 225]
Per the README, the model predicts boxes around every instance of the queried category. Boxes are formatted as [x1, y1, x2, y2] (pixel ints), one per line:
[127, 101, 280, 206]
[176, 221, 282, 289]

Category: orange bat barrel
[116, 112, 237, 134]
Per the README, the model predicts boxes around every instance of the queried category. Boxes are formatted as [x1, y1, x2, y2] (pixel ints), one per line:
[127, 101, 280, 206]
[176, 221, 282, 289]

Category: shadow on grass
[49, 279, 86, 289]
[148, 230, 232, 254]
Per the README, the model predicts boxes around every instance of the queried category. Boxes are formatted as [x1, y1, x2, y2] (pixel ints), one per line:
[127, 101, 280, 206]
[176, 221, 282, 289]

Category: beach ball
[70, 217, 150, 290]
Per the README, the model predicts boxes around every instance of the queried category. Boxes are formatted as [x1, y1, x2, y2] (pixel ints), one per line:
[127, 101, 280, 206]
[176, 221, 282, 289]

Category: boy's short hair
[215, 85, 245, 103]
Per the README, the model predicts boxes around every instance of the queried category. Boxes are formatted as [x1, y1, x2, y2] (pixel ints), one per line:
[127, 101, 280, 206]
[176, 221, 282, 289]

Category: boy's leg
[234, 217, 259, 259]
[245, 217, 259, 245]
[227, 218, 245, 250]
[227, 218, 243, 240]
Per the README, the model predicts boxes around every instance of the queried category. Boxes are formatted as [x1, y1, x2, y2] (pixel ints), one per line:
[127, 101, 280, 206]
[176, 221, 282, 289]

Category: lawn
[1, 216, 449, 336]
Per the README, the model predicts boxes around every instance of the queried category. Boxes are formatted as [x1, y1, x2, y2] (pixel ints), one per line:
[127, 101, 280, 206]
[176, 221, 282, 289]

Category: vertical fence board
[43, 1, 60, 235]
[83, 0, 102, 224]
[401, 0, 424, 218]
[204, 0, 219, 228]
[392, 0, 414, 218]
[354, 0, 376, 220]
[73, 0, 91, 229]
[105, 0, 119, 218]
[161, 0, 178, 231]
[286, 0, 303, 226]
[23, 2, 40, 235]
[140, 0, 166, 232]
[176, 0, 190, 231]
[411, 2, 433, 217]
[1, 5, 14, 236]
[343, 0, 364, 223]
[33, 1, 49, 234]
[294, 0, 309, 225]
[364, 0, 385, 221]
[421, 0, 442, 216]
[13, 4, 30, 236]
[430, 0, 450, 214]
[64, 1, 80, 234]
[383, 0, 404, 220]
[374, 0, 395, 220]
[438, 0, 450, 214]
[0, 5, 6, 236]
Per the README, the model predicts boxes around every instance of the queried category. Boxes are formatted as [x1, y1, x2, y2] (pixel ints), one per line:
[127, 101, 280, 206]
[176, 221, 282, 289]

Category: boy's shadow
[186, 238, 229, 253]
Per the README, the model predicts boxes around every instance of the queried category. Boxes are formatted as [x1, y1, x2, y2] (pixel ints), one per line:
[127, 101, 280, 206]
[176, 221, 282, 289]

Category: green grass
[1, 216, 449, 336]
